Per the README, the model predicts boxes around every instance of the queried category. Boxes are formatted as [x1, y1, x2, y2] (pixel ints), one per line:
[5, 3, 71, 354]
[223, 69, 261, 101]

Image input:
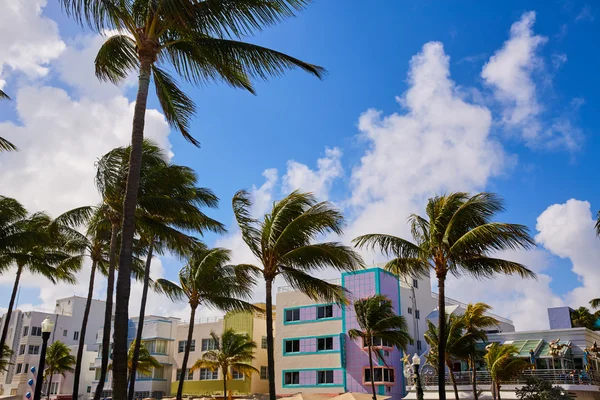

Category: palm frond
[232, 190, 262, 259]
[455, 256, 536, 280]
[281, 242, 363, 273]
[0, 90, 10, 100]
[154, 278, 185, 301]
[450, 222, 536, 256]
[59, 0, 131, 32]
[0, 137, 18, 152]
[590, 298, 600, 309]
[279, 266, 348, 304]
[152, 65, 199, 147]
[352, 233, 422, 259]
[95, 34, 139, 84]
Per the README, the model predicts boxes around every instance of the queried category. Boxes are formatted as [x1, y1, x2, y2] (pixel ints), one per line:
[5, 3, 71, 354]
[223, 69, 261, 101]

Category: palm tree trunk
[176, 305, 197, 400]
[446, 362, 459, 400]
[94, 223, 119, 400]
[0, 264, 22, 359]
[490, 382, 496, 400]
[47, 374, 54, 400]
[470, 355, 478, 400]
[368, 346, 377, 400]
[72, 259, 97, 400]
[496, 383, 501, 400]
[265, 279, 276, 400]
[113, 58, 153, 400]
[127, 240, 154, 400]
[437, 272, 447, 400]
[223, 373, 227, 400]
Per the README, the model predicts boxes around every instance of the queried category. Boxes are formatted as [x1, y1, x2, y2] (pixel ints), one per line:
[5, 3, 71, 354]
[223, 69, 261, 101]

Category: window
[201, 338, 215, 351]
[415, 310, 420, 320]
[199, 368, 217, 380]
[31, 327, 42, 336]
[365, 337, 392, 348]
[232, 369, 244, 380]
[178, 340, 196, 353]
[407, 307, 412, 315]
[284, 371, 299, 385]
[417, 340, 422, 351]
[87, 387, 92, 394]
[412, 278, 419, 288]
[73, 331, 79, 341]
[364, 367, 395, 384]
[24, 364, 29, 373]
[317, 305, 333, 319]
[23, 327, 29, 337]
[409, 338, 414, 346]
[63, 329, 68, 337]
[95, 369, 102, 380]
[19, 345, 25, 355]
[284, 340, 300, 354]
[154, 340, 167, 354]
[16, 364, 22, 374]
[260, 366, 268, 380]
[28, 345, 40, 355]
[285, 309, 300, 322]
[261, 336, 267, 349]
[317, 370, 334, 384]
[137, 369, 152, 379]
[317, 337, 334, 351]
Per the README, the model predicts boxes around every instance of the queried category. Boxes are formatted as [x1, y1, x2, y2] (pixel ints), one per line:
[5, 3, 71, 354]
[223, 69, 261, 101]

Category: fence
[408, 369, 600, 387]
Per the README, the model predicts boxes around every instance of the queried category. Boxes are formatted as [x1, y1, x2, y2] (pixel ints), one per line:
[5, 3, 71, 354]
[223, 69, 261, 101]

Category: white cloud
[576, 6, 595, 22]
[482, 11, 547, 143]
[0, 0, 65, 88]
[282, 147, 343, 199]
[536, 199, 600, 308]
[551, 53, 568, 69]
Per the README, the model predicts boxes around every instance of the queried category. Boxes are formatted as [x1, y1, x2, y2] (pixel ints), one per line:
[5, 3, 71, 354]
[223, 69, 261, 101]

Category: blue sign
[30, 366, 35, 373]
[25, 392, 31, 399]
[28, 379, 34, 386]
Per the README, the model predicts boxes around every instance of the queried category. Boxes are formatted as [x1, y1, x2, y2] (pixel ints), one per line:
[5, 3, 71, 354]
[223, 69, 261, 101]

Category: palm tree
[232, 190, 363, 400]
[109, 341, 162, 379]
[348, 294, 411, 400]
[570, 307, 597, 330]
[484, 343, 529, 400]
[0, 345, 13, 372]
[155, 247, 256, 400]
[353, 192, 536, 400]
[596, 211, 599, 237]
[127, 163, 225, 400]
[44, 341, 76, 400]
[190, 329, 258, 400]
[463, 303, 499, 400]
[58, 3, 326, 396]
[590, 299, 600, 309]
[0, 203, 81, 359]
[424, 314, 484, 400]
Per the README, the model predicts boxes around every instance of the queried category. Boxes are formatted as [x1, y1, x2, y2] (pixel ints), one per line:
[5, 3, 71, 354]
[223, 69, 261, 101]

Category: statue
[548, 338, 571, 357]
[529, 349, 536, 369]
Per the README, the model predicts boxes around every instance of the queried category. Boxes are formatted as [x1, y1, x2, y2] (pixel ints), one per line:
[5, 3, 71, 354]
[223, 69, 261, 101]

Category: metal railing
[431, 293, 513, 325]
[408, 369, 600, 387]
[178, 316, 223, 325]
[277, 278, 341, 293]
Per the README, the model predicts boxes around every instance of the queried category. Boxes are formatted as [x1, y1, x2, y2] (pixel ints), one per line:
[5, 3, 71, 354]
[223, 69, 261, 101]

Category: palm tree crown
[348, 294, 411, 400]
[353, 192, 536, 400]
[44, 341, 77, 399]
[484, 343, 530, 400]
[0, 90, 17, 152]
[191, 329, 258, 399]
[233, 190, 363, 400]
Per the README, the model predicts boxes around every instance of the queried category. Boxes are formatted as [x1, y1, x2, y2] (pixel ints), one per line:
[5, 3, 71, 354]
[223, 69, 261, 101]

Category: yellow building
[171, 304, 274, 397]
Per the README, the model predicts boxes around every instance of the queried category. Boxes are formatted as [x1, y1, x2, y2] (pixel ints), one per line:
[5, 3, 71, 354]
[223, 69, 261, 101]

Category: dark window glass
[317, 370, 334, 384]
[317, 305, 333, 319]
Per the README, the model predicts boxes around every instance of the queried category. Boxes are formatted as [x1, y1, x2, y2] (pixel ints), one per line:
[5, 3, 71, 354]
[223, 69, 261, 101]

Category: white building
[0, 296, 106, 400]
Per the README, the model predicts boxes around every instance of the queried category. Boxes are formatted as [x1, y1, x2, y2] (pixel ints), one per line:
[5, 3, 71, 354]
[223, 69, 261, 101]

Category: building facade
[275, 268, 406, 400]
[171, 305, 272, 397]
[0, 296, 106, 400]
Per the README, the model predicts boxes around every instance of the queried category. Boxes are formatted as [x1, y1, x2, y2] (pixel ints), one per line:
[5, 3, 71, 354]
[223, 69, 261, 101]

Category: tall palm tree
[59, 3, 326, 396]
[424, 314, 483, 400]
[155, 247, 256, 400]
[127, 165, 225, 400]
[484, 343, 529, 400]
[191, 329, 258, 400]
[44, 341, 76, 400]
[353, 192, 536, 400]
[348, 294, 411, 400]
[0, 205, 81, 359]
[233, 190, 363, 400]
[463, 303, 499, 400]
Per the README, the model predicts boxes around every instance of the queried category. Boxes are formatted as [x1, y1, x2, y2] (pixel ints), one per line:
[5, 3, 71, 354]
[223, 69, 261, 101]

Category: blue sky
[0, 0, 598, 329]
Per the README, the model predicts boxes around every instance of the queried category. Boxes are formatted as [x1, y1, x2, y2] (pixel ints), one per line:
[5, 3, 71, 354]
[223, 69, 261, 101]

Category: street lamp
[33, 317, 54, 400]
[412, 353, 424, 400]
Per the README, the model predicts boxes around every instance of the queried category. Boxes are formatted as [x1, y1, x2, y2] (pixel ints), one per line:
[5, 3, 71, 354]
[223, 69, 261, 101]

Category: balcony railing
[178, 316, 223, 325]
[407, 369, 600, 387]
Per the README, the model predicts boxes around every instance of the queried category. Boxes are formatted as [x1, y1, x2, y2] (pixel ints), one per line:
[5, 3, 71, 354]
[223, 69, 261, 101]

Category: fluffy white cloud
[482, 11, 546, 143]
[0, 0, 65, 89]
[282, 147, 343, 199]
[347, 41, 504, 244]
[536, 199, 600, 308]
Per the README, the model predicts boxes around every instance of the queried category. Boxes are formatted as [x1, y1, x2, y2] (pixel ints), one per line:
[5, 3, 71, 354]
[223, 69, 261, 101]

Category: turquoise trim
[284, 303, 336, 310]
[284, 350, 339, 356]
[150, 352, 168, 356]
[281, 368, 345, 389]
[378, 385, 385, 395]
[341, 273, 348, 392]
[375, 269, 381, 295]
[140, 337, 174, 341]
[284, 317, 341, 325]
[282, 335, 341, 356]
[135, 378, 167, 382]
[144, 319, 172, 324]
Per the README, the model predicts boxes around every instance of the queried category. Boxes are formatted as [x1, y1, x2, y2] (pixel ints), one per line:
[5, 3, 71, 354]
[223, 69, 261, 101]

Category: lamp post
[412, 353, 424, 400]
[33, 317, 54, 400]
